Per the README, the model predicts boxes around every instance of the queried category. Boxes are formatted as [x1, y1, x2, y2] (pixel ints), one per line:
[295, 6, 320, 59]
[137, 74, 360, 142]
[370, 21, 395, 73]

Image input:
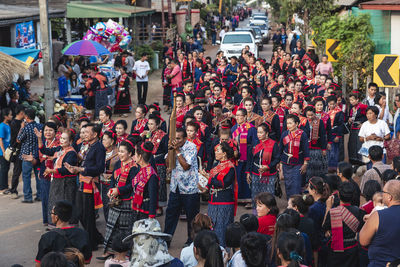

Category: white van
[219, 31, 258, 58]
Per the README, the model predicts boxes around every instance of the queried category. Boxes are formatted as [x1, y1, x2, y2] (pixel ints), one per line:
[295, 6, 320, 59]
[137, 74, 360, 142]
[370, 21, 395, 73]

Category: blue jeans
[40, 179, 51, 224]
[282, 164, 302, 199]
[22, 160, 33, 201]
[212, 33, 216, 45]
[22, 160, 40, 201]
[164, 190, 200, 243]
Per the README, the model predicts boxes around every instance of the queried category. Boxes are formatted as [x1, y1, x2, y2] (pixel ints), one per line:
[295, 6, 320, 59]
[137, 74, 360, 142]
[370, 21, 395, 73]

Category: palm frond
[0, 51, 28, 92]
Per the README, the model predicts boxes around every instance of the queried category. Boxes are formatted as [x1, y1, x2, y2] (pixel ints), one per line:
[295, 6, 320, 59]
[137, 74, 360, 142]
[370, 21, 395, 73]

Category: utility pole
[38, 0, 54, 120]
[162, 0, 166, 43]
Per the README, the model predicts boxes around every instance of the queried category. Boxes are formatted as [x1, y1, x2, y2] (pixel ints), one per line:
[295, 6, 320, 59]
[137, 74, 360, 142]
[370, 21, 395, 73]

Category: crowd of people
[2, 20, 400, 267]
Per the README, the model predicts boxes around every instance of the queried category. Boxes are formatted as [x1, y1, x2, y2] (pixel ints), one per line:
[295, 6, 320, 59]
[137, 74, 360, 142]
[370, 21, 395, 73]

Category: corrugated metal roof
[0, 4, 64, 20]
[67, 1, 155, 18]
[360, 0, 400, 10]
[334, 0, 358, 6]
[361, 0, 400, 5]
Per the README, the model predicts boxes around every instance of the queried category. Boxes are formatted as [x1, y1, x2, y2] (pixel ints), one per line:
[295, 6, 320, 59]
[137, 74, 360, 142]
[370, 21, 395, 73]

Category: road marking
[0, 219, 41, 236]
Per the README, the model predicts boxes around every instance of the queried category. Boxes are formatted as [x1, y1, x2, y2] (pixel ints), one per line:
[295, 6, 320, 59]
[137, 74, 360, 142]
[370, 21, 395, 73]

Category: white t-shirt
[358, 119, 390, 149]
[133, 60, 150, 82]
[219, 29, 226, 39]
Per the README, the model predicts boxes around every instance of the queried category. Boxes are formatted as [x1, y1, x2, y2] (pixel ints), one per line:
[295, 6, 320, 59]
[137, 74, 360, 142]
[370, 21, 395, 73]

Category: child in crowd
[104, 233, 131, 267]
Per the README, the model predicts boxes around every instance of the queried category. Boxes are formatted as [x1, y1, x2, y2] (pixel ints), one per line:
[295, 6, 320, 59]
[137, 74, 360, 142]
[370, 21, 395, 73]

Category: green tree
[312, 14, 375, 92]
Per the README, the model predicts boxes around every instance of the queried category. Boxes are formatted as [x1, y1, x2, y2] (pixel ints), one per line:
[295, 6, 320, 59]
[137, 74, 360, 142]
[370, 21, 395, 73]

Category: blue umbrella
[62, 40, 110, 56]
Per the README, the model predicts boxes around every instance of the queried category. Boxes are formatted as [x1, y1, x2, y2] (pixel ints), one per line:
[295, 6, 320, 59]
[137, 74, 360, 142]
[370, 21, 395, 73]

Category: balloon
[83, 19, 131, 51]
[83, 30, 94, 40]
[109, 35, 116, 43]
[95, 22, 107, 37]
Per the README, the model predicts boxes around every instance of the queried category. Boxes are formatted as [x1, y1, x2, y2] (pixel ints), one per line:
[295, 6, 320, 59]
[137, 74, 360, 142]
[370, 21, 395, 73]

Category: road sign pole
[38, 0, 54, 120]
[342, 65, 347, 98]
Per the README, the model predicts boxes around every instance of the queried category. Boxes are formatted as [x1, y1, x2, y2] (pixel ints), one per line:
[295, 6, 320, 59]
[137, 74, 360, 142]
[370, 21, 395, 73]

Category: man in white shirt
[132, 53, 150, 104]
[363, 82, 378, 106]
[219, 26, 227, 42]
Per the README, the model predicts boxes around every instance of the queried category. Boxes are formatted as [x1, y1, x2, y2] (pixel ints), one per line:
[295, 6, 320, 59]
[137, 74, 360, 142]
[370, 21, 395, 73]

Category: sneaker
[2, 189, 11, 195]
[10, 193, 19, 199]
[0, 189, 7, 193]
[34, 197, 41, 202]
[21, 199, 34, 203]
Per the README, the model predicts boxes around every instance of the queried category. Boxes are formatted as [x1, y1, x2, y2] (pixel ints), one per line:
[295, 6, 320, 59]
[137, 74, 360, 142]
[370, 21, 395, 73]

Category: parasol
[62, 40, 110, 56]
[0, 51, 28, 93]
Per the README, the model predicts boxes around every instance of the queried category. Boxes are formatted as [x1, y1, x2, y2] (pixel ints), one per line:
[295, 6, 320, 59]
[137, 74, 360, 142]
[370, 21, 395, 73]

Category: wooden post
[353, 70, 358, 91]
[39, 0, 54, 120]
[167, 0, 172, 26]
[342, 65, 347, 99]
[161, 0, 166, 43]
[167, 92, 177, 183]
[366, 75, 371, 92]
[64, 18, 71, 44]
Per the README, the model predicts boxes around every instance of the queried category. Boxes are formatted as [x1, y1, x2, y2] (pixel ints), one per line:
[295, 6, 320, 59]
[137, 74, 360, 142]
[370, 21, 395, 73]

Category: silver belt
[284, 151, 302, 164]
[343, 237, 357, 242]
[210, 185, 233, 197]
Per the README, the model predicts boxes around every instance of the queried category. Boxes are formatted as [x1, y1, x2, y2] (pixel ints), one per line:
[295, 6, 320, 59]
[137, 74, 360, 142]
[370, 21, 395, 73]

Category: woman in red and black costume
[33, 122, 60, 226]
[198, 141, 237, 248]
[175, 93, 189, 129]
[99, 106, 115, 137]
[347, 91, 367, 162]
[130, 104, 149, 134]
[36, 128, 77, 225]
[114, 66, 131, 116]
[248, 123, 280, 208]
[131, 141, 159, 220]
[114, 120, 129, 145]
[100, 131, 119, 221]
[101, 137, 139, 259]
[144, 114, 168, 215]
[149, 103, 167, 132]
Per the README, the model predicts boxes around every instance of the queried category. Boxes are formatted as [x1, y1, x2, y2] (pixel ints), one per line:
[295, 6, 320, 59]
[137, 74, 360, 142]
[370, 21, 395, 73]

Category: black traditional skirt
[306, 149, 327, 180]
[103, 199, 133, 253]
[156, 165, 167, 206]
[114, 90, 131, 114]
[348, 128, 362, 161]
[48, 177, 77, 223]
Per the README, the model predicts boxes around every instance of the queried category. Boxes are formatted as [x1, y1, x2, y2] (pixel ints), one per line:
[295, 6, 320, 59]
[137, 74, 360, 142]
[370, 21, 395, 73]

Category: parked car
[249, 20, 270, 43]
[234, 27, 263, 50]
[250, 15, 268, 24]
[249, 26, 264, 50]
[219, 31, 258, 58]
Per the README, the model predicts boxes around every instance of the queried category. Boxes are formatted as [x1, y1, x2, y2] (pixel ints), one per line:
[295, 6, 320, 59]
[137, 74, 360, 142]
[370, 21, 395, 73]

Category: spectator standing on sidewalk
[133, 53, 150, 105]
[210, 21, 217, 46]
[0, 108, 12, 192]
[168, 59, 183, 95]
[219, 26, 227, 42]
[17, 108, 42, 203]
[4, 105, 25, 199]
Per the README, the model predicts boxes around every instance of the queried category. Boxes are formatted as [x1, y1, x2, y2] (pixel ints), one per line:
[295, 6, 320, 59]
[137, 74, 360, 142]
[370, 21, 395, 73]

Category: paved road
[0, 16, 279, 266]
